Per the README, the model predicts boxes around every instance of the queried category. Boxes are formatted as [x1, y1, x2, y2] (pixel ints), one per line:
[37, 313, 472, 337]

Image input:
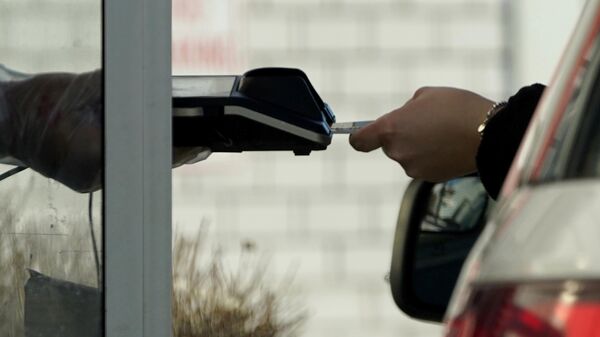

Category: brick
[304, 287, 361, 319]
[408, 60, 473, 88]
[246, 19, 289, 50]
[344, 248, 391, 276]
[285, 194, 313, 237]
[465, 64, 505, 98]
[344, 153, 409, 185]
[174, 154, 262, 188]
[304, 18, 362, 50]
[236, 203, 288, 234]
[418, 0, 498, 4]
[340, 0, 396, 4]
[342, 64, 398, 95]
[439, 19, 503, 50]
[377, 17, 437, 50]
[266, 0, 323, 5]
[307, 203, 363, 233]
[267, 153, 328, 186]
[266, 248, 324, 277]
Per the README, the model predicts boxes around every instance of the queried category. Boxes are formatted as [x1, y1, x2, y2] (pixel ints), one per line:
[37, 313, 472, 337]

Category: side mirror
[389, 177, 491, 322]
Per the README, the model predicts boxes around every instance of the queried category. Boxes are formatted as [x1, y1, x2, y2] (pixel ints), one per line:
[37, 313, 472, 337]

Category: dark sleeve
[475, 84, 546, 199]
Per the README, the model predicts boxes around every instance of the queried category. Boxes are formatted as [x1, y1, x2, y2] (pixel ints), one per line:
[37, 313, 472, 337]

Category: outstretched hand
[349, 87, 494, 182]
[1, 70, 210, 193]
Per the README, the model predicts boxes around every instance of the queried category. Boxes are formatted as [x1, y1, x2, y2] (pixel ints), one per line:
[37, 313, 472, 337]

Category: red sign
[172, 0, 244, 74]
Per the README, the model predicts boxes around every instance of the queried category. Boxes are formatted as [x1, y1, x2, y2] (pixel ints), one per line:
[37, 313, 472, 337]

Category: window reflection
[0, 0, 103, 335]
[421, 177, 489, 233]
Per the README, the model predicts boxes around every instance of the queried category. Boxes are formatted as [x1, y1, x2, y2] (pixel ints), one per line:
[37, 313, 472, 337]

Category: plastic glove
[0, 69, 211, 193]
[173, 147, 212, 167]
[1, 71, 103, 192]
[0, 64, 28, 166]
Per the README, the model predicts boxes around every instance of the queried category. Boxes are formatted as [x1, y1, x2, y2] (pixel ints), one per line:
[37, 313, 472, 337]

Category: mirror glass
[421, 177, 489, 233]
[412, 177, 490, 310]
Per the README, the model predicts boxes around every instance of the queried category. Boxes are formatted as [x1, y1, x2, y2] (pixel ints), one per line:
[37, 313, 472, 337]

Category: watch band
[477, 101, 507, 137]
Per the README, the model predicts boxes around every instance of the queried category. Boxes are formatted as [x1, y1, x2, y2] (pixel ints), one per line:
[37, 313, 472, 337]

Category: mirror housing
[390, 177, 490, 322]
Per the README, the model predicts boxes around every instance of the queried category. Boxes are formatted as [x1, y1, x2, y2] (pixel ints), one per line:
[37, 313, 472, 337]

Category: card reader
[172, 68, 336, 156]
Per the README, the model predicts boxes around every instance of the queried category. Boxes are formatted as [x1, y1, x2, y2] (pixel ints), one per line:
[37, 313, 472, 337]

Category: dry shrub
[172, 229, 306, 337]
[0, 178, 100, 336]
[0, 210, 27, 337]
[0, 181, 306, 337]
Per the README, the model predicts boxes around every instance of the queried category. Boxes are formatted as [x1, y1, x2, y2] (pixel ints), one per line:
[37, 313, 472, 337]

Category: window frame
[535, 37, 600, 181]
[563, 39, 600, 178]
[104, 0, 172, 335]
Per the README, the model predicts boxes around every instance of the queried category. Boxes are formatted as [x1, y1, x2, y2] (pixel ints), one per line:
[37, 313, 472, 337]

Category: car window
[534, 34, 600, 181]
[0, 0, 103, 334]
[566, 38, 600, 178]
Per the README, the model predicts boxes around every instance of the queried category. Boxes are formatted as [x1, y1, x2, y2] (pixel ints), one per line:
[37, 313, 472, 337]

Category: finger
[184, 148, 211, 164]
[349, 117, 385, 152]
[172, 147, 212, 167]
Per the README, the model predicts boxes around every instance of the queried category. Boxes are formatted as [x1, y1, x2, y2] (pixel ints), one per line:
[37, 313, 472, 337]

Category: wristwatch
[477, 101, 507, 137]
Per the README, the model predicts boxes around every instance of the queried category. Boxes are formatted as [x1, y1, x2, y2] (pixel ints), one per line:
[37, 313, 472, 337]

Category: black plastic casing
[172, 68, 335, 155]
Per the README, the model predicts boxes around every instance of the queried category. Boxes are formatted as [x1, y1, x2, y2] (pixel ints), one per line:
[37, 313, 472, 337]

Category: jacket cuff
[476, 84, 546, 199]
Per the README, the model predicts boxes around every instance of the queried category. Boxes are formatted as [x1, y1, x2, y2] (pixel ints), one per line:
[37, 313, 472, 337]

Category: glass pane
[0, 1, 103, 336]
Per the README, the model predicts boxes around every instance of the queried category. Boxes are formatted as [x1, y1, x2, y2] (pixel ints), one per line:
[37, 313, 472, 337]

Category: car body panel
[478, 180, 600, 283]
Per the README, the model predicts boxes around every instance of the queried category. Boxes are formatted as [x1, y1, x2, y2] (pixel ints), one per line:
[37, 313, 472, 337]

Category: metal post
[500, 0, 515, 96]
[104, 0, 172, 335]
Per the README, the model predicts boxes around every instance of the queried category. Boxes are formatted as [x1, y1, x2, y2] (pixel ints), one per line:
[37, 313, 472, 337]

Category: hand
[173, 147, 212, 167]
[349, 87, 494, 182]
[3, 71, 103, 192]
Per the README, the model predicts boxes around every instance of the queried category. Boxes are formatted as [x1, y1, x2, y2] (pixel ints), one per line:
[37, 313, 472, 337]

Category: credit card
[330, 121, 373, 134]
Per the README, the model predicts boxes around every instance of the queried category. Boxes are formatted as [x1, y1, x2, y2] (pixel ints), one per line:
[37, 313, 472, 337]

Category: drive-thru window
[1, 0, 172, 335]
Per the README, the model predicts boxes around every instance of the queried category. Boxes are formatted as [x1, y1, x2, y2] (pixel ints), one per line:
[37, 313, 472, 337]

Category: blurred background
[0, 0, 587, 336]
[171, 1, 585, 337]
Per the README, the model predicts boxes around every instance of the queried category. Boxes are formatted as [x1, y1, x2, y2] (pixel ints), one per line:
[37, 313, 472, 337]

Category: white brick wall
[377, 17, 438, 50]
[0, 0, 101, 72]
[0, 0, 508, 335]
[247, 19, 290, 50]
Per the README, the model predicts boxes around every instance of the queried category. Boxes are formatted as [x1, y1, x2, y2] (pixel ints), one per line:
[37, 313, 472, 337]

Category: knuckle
[413, 86, 431, 98]
[378, 118, 396, 143]
[384, 147, 406, 164]
[400, 158, 423, 179]
[379, 131, 393, 146]
[404, 165, 423, 180]
[349, 137, 367, 152]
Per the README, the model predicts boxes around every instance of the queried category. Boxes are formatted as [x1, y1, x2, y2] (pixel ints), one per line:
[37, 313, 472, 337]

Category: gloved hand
[0, 69, 210, 193]
[0, 65, 28, 166]
[6, 71, 104, 192]
[173, 147, 212, 167]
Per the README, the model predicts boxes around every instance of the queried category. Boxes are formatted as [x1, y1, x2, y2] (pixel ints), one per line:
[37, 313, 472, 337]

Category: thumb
[349, 117, 385, 152]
